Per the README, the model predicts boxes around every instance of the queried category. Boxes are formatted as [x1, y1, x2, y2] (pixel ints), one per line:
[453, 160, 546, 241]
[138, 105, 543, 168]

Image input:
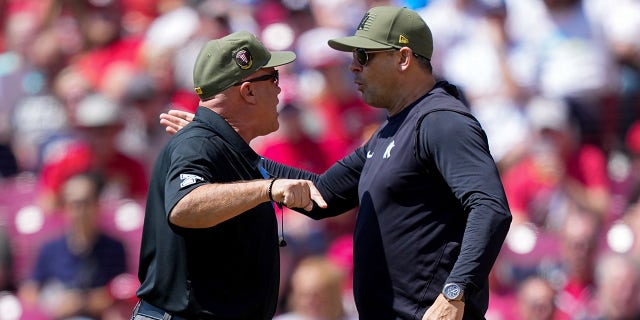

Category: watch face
[444, 283, 462, 300]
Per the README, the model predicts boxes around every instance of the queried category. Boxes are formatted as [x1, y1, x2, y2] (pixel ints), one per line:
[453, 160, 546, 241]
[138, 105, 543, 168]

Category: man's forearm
[170, 180, 272, 228]
[169, 178, 327, 228]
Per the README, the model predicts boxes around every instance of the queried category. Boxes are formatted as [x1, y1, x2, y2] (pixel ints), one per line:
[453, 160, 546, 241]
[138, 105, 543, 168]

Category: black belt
[134, 300, 187, 320]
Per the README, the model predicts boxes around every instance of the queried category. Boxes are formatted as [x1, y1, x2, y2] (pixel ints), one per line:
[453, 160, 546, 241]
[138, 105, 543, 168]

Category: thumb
[307, 182, 327, 209]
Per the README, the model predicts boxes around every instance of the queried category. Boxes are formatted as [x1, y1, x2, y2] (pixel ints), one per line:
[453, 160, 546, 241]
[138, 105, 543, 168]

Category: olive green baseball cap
[328, 6, 433, 60]
[193, 31, 296, 100]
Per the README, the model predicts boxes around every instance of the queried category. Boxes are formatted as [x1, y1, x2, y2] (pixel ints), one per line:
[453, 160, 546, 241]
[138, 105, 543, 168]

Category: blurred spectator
[593, 253, 640, 320]
[326, 234, 356, 318]
[18, 172, 128, 319]
[141, 1, 197, 94]
[419, 0, 530, 168]
[612, 121, 640, 216]
[419, 0, 491, 79]
[169, 0, 233, 113]
[308, 0, 367, 31]
[485, 251, 517, 320]
[23, 25, 67, 89]
[274, 255, 357, 320]
[589, 0, 640, 145]
[63, 0, 145, 92]
[615, 180, 640, 265]
[502, 96, 611, 228]
[0, 5, 48, 120]
[38, 93, 148, 212]
[516, 275, 558, 320]
[1, 6, 70, 173]
[10, 94, 69, 173]
[119, 0, 159, 35]
[542, 209, 602, 320]
[505, 0, 620, 148]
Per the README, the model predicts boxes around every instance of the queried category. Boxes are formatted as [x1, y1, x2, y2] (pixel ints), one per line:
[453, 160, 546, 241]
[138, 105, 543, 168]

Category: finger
[294, 187, 303, 207]
[307, 182, 327, 209]
[284, 192, 293, 208]
[168, 109, 195, 122]
[299, 184, 313, 210]
[304, 200, 314, 211]
[165, 126, 178, 135]
[159, 113, 177, 126]
[165, 114, 189, 128]
[160, 118, 179, 135]
[295, 187, 307, 208]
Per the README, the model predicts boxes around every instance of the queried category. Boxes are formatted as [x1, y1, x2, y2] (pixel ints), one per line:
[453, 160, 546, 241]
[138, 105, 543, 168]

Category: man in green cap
[266, 6, 510, 319]
[131, 31, 327, 320]
[160, 6, 511, 320]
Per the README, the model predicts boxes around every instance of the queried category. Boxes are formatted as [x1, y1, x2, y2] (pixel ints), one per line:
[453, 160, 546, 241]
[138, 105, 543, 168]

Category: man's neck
[387, 76, 436, 116]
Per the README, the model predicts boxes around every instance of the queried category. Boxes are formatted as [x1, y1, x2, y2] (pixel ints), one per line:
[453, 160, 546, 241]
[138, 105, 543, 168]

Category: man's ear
[238, 82, 257, 104]
[398, 47, 411, 69]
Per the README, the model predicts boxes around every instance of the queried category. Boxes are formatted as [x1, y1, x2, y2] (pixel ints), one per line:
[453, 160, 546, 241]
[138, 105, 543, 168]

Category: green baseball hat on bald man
[193, 31, 296, 101]
[328, 6, 433, 60]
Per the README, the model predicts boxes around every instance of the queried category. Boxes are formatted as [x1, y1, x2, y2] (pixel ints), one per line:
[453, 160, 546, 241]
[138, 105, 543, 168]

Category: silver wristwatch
[442, 283, 465, 302]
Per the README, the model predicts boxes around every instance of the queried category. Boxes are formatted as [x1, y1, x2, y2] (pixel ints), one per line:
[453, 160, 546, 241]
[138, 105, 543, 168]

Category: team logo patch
[235, 48, 253, 70]
[194, 87, 203, 95]
[180, 174, 205, 188]
[399, 35, 409, 44]
[383, 140, 395, 159]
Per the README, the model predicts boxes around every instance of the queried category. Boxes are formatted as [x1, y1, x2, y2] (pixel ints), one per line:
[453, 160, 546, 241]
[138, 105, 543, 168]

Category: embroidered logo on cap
[194, 87, 203, 94]
[235, 48, 254, 70]
[399, 35, 409, 44]
[357, 12, 375, 31]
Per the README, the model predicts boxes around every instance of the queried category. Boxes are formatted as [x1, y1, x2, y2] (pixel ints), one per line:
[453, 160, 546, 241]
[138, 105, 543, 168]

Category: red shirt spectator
[502, 96, 611, 228]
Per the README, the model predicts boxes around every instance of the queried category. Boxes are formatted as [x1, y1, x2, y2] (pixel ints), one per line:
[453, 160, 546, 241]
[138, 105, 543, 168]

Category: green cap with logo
[193, 31, 296, 100]
[328, 6, 433, 60]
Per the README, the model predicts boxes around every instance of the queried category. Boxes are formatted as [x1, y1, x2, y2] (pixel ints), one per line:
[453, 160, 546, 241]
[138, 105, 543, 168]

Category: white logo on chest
[383, 140, 395, 159]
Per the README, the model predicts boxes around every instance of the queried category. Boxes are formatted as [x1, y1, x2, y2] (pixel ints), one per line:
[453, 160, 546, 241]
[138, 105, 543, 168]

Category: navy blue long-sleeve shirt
[264, 81, 511, 320]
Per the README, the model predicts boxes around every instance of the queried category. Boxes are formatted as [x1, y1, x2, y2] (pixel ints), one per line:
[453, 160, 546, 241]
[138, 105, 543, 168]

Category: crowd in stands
[0, 0, 639, 318]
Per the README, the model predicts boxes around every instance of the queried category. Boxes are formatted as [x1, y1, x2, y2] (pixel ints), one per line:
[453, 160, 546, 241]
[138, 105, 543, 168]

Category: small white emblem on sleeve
[180, 174, 204, 188]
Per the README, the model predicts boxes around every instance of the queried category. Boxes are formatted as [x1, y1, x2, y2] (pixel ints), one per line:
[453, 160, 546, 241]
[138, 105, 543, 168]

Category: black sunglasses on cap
[234, 70, 279, 86]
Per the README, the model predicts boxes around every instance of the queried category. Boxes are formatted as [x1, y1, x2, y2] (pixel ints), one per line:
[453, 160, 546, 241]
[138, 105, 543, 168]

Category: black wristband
[268, 178, 278, 202]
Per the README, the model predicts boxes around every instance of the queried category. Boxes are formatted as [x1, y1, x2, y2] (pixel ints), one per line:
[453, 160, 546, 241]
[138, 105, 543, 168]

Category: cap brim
[328, 36, 394, 52]
[264, 51, 296, 68]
